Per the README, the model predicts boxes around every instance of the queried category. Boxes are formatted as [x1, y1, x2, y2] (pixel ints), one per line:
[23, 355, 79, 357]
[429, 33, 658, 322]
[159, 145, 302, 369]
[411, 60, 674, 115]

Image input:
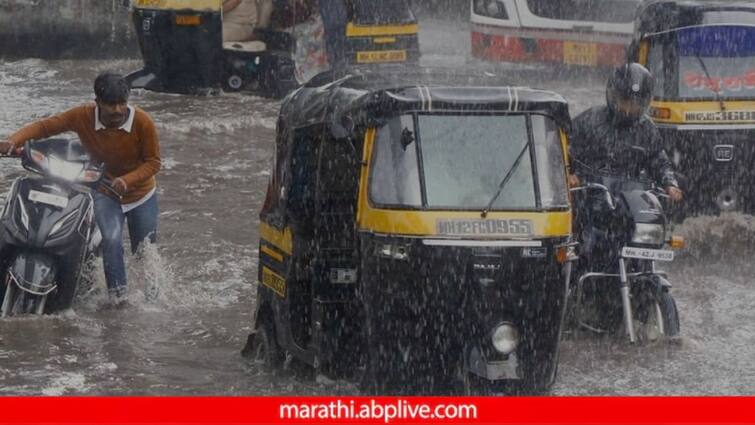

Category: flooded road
[1, 19, 754, 395]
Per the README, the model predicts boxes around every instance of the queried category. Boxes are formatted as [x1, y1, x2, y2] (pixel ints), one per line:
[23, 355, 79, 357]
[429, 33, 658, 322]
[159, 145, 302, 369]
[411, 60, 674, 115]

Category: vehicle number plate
[621, 246, 674, 262]
[563, 41, 598, 66]
[175, 15, 201, 26]
[356, 50, 407, 64]
[28, 190, 68, 208]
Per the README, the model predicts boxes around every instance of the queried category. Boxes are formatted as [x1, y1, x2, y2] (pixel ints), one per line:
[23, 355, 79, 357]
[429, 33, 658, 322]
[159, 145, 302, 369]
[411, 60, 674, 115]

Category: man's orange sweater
[9, 104, 161, 204]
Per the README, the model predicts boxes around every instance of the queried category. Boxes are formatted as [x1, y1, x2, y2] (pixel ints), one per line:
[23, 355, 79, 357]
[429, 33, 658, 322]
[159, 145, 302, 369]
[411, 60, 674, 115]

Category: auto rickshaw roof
[636, 0, 755, 36]
[279, 67, 571, 137]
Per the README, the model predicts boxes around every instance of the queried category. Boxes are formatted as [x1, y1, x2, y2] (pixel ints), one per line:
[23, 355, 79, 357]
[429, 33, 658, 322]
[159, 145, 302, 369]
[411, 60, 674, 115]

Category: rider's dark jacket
[570, 106, 678, 188]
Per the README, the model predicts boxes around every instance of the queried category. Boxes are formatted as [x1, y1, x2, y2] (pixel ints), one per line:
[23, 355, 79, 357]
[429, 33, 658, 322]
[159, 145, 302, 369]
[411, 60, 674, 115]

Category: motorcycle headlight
[473, 0, 509, 19]
[632, 223, 665, 246]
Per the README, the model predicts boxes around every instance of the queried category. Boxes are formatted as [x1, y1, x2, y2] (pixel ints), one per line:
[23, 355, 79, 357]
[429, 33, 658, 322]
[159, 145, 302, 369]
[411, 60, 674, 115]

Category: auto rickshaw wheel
[243, 319, 283, 369]
[223, 74, 245, 92]
[461, 370, 512, 396]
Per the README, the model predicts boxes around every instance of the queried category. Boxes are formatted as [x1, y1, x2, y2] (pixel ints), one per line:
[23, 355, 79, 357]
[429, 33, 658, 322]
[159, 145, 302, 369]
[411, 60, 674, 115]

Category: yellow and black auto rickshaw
[126, 0, 420, 96]
[242, 68, 576, 394]
[628, 0, 755, 215]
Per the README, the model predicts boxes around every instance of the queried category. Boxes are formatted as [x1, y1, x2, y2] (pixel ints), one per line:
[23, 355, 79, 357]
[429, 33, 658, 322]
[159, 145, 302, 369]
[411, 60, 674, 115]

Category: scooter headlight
[47, 155, 85, 181]
[491, 323, 519, 355]
[631, 223, 665, 246]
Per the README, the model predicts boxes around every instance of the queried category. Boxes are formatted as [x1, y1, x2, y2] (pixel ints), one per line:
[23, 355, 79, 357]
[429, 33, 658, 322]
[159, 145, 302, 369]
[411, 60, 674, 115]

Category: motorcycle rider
[0, 72, 161, 306]
[569, 63, 682, 259]
[569, 63, 683, 199]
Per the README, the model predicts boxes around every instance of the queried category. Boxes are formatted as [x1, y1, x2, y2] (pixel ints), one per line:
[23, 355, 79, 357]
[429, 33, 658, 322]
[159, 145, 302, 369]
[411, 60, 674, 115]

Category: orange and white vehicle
[470, 0, 641, 67]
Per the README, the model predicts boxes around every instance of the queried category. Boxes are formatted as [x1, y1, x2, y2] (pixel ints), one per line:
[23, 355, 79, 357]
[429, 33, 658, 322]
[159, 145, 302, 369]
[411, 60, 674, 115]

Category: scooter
[0, 138, 103, 317]
[570, 172, 685, 343]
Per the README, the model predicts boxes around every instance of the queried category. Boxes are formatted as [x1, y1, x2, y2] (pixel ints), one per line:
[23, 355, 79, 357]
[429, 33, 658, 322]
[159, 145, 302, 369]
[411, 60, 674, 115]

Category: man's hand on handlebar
[666, 186, 683, 203]
[568, 174, 581, 188]
[112, 177, 128, 194]
[0, 140, 19, 156]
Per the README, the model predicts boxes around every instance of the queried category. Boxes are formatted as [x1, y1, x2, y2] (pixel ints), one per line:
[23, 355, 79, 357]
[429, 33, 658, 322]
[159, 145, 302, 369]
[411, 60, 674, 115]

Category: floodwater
[0, 19, 754, 395]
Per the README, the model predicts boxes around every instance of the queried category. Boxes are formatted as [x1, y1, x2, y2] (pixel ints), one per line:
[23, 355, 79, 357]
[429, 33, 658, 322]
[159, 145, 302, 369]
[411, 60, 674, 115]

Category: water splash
[675, 213, 755, 261]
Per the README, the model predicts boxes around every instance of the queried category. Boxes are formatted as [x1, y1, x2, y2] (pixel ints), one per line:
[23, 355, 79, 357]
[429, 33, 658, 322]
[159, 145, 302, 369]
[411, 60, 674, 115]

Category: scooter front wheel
[1, 278, 47, 317]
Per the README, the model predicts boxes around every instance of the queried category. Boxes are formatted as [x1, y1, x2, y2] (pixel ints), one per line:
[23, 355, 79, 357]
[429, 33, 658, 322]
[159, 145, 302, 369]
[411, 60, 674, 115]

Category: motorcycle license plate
[621, 247, 674, 262]
[28, 190, 68, 208]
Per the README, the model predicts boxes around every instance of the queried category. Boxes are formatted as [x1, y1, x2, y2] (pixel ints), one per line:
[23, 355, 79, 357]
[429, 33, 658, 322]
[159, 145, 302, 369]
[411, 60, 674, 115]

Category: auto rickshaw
[126, 0, 420, 96]
[242, 67, 576, 394]
[628, 1, 755, 215]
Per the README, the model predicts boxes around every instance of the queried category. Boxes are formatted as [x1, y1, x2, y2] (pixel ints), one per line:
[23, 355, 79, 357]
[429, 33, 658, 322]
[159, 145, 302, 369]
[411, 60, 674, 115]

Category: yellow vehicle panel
[133, 0, 221, 12]
[650, 100, 755, 125]
[346, 23, 418, 38]
[259, 222, 293, 255]
[356, 129, 572, 239]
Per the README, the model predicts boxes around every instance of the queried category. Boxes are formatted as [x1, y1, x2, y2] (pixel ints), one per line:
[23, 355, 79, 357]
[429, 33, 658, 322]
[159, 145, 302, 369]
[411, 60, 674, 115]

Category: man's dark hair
[94, 72, 130, 104]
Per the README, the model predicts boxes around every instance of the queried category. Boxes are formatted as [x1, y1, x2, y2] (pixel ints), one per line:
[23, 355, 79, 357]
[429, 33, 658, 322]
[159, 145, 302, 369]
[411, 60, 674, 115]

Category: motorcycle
[570, 172, 685, 343]
[0, 138, 104, 317]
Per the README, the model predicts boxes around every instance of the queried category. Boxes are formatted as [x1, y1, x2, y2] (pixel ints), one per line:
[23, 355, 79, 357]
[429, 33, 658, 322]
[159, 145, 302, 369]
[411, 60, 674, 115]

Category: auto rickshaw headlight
[491, 324, 519, 355]
[375, 242, 410, 261]
[631, 223, 665, 246]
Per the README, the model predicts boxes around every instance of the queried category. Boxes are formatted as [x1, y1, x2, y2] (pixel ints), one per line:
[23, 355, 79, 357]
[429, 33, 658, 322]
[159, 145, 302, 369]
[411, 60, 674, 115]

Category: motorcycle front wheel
[627, 289, 680, 341]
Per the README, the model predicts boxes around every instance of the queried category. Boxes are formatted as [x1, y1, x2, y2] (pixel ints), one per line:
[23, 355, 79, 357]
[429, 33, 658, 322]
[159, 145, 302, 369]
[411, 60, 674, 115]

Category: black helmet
[606, 63, 654, 124]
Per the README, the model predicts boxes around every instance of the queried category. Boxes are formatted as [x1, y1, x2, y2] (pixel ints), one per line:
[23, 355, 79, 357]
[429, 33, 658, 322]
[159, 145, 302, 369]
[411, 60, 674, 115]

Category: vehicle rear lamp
[669, 236, 685, 249]
[175, 15, 201, 26]
[649, 107, 672, 120]
[78, 169, 102, 184]
[30, 149, 48, 169]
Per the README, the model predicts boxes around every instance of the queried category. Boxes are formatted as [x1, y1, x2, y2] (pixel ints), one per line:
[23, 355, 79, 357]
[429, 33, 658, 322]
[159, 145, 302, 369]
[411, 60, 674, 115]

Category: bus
[471, 0, 641, 67]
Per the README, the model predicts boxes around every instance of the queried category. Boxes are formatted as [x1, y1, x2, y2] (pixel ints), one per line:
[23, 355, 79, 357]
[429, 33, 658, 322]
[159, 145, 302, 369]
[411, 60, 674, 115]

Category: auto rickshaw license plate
[563, 42, 598, 66]
[175, 15, 201, 26]
[357, 50, 407, 64]
[621, 247, 674, 262]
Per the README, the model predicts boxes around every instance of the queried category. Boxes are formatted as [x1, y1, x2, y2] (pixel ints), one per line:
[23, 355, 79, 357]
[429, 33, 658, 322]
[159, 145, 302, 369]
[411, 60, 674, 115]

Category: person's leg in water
[125, 194, 159, 299]
[93, 191, 128, 304]
[125, 194, 158, 255]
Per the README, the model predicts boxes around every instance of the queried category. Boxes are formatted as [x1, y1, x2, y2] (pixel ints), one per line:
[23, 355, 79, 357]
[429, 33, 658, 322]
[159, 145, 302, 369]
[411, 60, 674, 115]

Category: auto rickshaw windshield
[369, 113, 569, 211]
[646, 25, 755, 99]
[350, 0, 415, 25]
